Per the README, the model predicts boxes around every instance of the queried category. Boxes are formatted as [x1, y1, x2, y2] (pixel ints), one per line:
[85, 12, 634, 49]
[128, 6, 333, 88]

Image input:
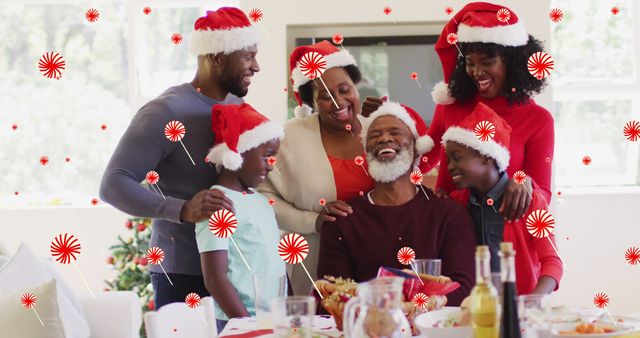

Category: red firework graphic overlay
[146, 247, 165, 265]
[354, 156, 365, 166]
[332, 33, 344, 45]
[208, 210, 238, 238]
[526, 210, 555, 239]
[445, 7, 454, 15]
[12, 124, 18, 130]
[164, 121, 186, 142]
[146, 171, 160, 185]
[549, 8, 564, 22]
[487, 198, 494, 206]
[101, 124, 107, 130]
[65, 157, 70, 162]
[410, 170, 423, 185]
[268, 198, 276, 206]
[90, 198, 99, 205]
[593, 293, 610, 308]
[345, 124, 352, 131]
[39, 155, 49, 166]
[85, 8, 99, 22]
[171, 33, 183, 45]
[38, 52, 66, 79]
[319, 198, 327, 206]
[474, 121, 496, 141]
[623, 120, 640, 141]
[611, 7, 620, 15]
[185, 293, 201, 309]
[267, 156, 277, 166]
[513, 170, 527, 184]
[410, 72, 419, 80]
[496, 8, 511, 23]
[411, 293, 429, 310]
[143, 7, 151, 15]
[625, 247, 640, 265]
[383, 6, 392, 15]
[248, 8, 263, 23]
[21, 293, 37, 309]
[278, 233, 309, 264]
[299, 52, 327, 79]
[528, 52, 554, 79]
[446, 33, 458, 45]
[397, 247, 416, 265]
[50, 233, 81, 264]
[582, 156, 592, 165]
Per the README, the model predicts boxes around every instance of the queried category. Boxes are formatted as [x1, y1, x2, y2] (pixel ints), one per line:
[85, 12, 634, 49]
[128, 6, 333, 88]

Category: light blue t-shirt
[195, 185, 285, 321]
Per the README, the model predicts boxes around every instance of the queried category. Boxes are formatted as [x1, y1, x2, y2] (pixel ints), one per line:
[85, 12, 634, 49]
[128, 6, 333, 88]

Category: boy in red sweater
[443, 102, 563, 295]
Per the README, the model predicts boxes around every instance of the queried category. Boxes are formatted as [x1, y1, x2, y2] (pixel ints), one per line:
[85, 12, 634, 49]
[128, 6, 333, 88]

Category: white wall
[3, 0, 639, 316]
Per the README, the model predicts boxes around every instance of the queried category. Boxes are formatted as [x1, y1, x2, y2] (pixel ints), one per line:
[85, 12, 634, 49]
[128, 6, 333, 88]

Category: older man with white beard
[317, 101, 476, 306]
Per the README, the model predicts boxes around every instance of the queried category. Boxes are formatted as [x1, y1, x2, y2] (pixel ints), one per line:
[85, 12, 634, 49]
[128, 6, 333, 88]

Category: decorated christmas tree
[104, 217, 154, 337]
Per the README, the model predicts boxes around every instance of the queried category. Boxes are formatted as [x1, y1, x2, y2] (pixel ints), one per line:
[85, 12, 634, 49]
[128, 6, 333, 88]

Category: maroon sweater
[317, 190, 476, 306]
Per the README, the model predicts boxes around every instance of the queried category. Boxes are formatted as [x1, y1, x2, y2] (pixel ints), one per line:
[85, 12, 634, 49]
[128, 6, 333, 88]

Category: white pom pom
[431, 81, 455, 105]
[416, 135, 435, 155]
[222, 151, 243, 171]
[294, 104, 313, 118]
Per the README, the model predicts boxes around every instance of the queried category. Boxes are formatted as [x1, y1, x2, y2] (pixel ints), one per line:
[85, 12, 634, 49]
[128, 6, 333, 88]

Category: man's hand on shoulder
[180, 188, 234, 223]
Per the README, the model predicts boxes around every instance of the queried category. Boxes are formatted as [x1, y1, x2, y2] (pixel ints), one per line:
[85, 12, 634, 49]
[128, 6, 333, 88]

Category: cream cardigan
[258, 113, 364, 295]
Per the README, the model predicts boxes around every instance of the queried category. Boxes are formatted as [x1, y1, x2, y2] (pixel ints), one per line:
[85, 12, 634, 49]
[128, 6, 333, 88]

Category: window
[551, 0, 640, 187]
[0, 0, 237, 208]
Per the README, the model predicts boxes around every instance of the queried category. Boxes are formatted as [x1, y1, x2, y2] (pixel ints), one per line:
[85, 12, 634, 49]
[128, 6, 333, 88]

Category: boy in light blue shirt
[195, 103, 286, 332]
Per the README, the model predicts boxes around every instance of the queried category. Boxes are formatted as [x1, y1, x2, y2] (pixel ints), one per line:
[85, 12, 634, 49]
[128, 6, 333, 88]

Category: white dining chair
[144, 296, 218, 338]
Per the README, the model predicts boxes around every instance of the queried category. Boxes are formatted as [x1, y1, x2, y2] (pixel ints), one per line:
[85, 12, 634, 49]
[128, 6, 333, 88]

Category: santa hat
[189, 7, 262, 56]
[432, 2, 529, 105]
[360, 101, 434, 156]
[289, 40, 357, 118]
[206, 103, 284, 171]
[442, 102, 512, 172]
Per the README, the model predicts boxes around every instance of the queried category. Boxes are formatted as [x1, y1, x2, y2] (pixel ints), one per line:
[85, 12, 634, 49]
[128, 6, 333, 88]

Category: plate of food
[551, 322, 633, 337]
[414, 307, 472, 338]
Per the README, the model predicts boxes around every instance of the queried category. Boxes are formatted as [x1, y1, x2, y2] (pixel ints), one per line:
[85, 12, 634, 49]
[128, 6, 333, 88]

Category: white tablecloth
[219, 315, 341, 337]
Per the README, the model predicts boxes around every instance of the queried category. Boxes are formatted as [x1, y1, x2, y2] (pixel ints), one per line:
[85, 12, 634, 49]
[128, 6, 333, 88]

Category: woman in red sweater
[365, 2, 554, 221]
[428, 2, 554, 221]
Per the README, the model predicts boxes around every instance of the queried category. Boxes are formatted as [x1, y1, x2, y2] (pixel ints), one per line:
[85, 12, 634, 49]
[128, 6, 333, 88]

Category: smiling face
[313, 67, 361, 132]
[237, 139, 279, 188]
[445, 141, 496, 190]
[365, 115, 417, 183]
[217, 45, 260, 97]
[465, 51, 507, 99]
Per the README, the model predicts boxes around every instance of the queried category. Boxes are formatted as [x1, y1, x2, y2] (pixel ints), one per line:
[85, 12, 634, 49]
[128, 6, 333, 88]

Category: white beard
[367, 146, 415, 183]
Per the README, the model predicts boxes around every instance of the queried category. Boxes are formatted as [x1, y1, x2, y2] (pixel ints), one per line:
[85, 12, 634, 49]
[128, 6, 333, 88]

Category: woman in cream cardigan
[258, 40, 375, 295]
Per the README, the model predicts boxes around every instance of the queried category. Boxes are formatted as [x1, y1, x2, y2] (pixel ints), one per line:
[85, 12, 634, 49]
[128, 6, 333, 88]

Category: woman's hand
[361, 96, 388, 117]
[499, 176, 533, 221]
[434, 188, 450, 199]
[315, 200, 353, 232]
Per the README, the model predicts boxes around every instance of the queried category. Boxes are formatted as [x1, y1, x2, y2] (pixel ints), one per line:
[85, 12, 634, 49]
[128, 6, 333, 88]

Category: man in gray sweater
[99, 7, 262, 309]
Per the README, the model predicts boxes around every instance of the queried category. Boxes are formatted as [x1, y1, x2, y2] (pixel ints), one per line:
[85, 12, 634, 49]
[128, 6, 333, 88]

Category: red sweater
[317, 190, 476, 306]
[450, 189, 563, 295]
[425, 95, 554, 203]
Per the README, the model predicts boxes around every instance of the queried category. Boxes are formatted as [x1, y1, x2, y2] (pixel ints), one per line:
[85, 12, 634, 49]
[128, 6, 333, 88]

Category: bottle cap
[500, 242, 514, 253]
[476, 245, 490, 258]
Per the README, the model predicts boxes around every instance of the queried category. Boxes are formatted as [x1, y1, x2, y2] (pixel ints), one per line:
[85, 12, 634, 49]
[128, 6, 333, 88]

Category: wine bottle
[471, 245, 500, 338]
[499, 242, 521, 338]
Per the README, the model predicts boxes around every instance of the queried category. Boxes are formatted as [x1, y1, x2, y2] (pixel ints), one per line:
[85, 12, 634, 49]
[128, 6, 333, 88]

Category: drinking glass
[271, 296, 315, 338]
[411, 258, 442, 276]
[253, 273, 287, 329]
[518, 294, 551, 338]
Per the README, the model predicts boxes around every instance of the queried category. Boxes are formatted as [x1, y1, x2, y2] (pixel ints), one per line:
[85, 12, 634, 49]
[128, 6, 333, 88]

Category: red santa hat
[432, 2, 529, 105]
[289, 40, 357, 118]
[360, 101, 434, 156]
[442, 102, 512, 172]
[189, 7, 262, 56]
[206, 103, 284, 171]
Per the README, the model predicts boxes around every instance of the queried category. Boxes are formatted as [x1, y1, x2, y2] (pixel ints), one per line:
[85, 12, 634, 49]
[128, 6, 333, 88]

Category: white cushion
[0, 278, 66, 338]
[0, 243, 90, 338]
